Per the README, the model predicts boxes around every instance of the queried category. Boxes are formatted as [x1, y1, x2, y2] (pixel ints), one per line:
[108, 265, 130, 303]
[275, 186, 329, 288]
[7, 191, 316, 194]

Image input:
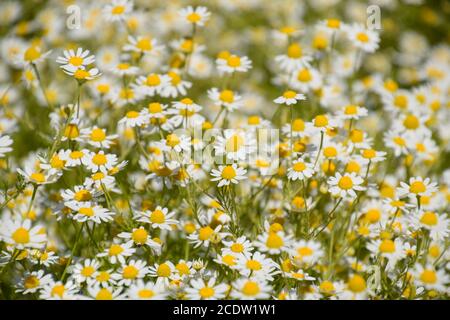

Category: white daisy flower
[327, 172, 366, 199]
[210, 164, 247, 187]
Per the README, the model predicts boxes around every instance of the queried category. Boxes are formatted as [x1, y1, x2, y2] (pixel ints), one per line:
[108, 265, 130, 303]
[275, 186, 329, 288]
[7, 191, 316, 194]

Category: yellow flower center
[136, 38, 152, 51]
[323, 146, 337, 158]
[287, 43, 302, 58]
[150, 210, 165, 224]
[132, 228, 148, 244]
[108, 244, 124, 256]
[345, 105, 358, 115]
[96, 288, 113, 300]
[30, 172, 46, 183]
[221, 166, 237, 180]
[246, 260, 262, 271]
[327, 19, 341, 28]
[92, 153, 107, 165]
[24, 276, 40, 289]
[420, 270, 437, 284]
[348, 275, 366, 293]
[379, 239, 396, 253]
[314, 115, 328, 127]
[79, 207, 94, 217]
[146, 74, 161, 86]
[297, 69, 312, 82]
[148, 103, 162, 113]
[248, 116, 260, 125]
[138, 289, 155, 299]
[96, 271, 110, 282]
[231, 243, 244, 253]
[199, 287, 215, 299]
[283, 90, 297, 99]
[362, 149, 376, 159]
[420, 211, 437, 226]
[74, 189, 92, 202]
[157, 263, 171, 277]
[176, 263, 190, 275]
[393, 136, 406, 146]
[365, 209, 381, 223]
[111, 5, 125, 15]
[356, 32, 369, 43]
[81, 266, 95, 277]
[126, 110, 140, 118]
[181, 98, 193, 105]
[123, 265, 138, 279]
[293, 162, 306, 172]
[403, 114, 419, 129]
[67, 152, 83, 161]
[166, 134, 180, 147]
[168, 71, 181, 84]
[64, 124, 80, 139]
[394, 95, 407, 109]
[320, 281, 335, 293]
[198, 226, 214, 241]
[74, 69, 90, 80]
[409, 181, 426, 194]
[298, 246, 313, 256]
[266, 233, 283, 249]
[338, 176, 353, 190]
[219, 90, 234, 103]
[292, 119, 305, 131]
[242, 281, 260, 296]
[24, 47, 41, 62]
[187, 12, 201, 23]
[51, 284, 65, 298]
[69, 56, 83, 66]
[227, 55, 241, 67]
[350, 129, 364, 143]
[91, 128, 106, 142]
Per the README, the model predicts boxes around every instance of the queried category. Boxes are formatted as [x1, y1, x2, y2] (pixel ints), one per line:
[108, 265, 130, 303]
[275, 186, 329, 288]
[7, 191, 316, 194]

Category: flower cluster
[0, 0, 448, 300]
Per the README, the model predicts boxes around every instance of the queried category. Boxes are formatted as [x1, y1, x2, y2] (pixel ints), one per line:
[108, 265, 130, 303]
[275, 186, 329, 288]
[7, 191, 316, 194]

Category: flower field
[0, 0, 449, 300]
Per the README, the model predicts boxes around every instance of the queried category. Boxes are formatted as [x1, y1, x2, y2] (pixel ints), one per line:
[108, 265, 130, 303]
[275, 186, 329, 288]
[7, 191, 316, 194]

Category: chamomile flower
[412, 264, 449, 292]
[135, 206, 178, 230]
[216, 53, 252, 73]
[0, 219, 46, 249]
[118, 227, 161, 253]
[287, 158, 315, 181]
[87, 285, 125, 300]
[345, 23, 380, 53]
[72, 259, 100, 284]
[81, 126, 118, 149]
[231, 278, 271, 300]
[16, 270, 52, 294]
[185, 277, 228, 300]
[103, 0, 133, 22]
[274, 90, 306, 105]
[84, 150, 119, 173]
[56, 48, 96, 73]
[123, 35, 164, 56]
[39, 280, 78, 300]
[72, 202, 114, 224]
[275, 43, 313, 73]
[115, 259, 149, 286]
[397, 176, 438, 200]
[210, 164, 247, 187]
[127, 280, 167, 300]
[118, 110, 149, 128]
[327, 172, 366, 198]
[208, 87, 244, 112]
[409, 210, 449, 241]
[178, 6, 211, 27]
[97, 241, 136, 264]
